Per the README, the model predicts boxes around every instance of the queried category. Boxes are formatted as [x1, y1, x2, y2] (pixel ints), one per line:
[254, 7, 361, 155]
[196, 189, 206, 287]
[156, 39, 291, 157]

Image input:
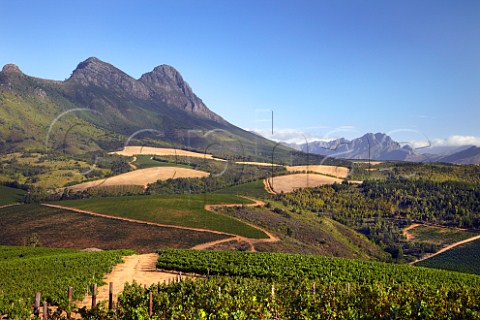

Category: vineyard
[56, 194, 267, 238]
[102, 249, 480, 319]
[0, 204, 228, 252]
[0, 185, 25, 206]
[415, 238, 480, 275]
[0, 246, 133, 319]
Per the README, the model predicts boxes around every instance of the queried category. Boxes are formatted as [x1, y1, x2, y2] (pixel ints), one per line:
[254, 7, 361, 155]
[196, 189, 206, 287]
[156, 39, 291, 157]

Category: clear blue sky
[1, 0, 479, 146]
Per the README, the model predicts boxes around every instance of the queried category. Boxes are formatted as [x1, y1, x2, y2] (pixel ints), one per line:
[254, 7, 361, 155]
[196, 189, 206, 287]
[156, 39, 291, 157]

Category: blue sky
[1, 0, 479, 147]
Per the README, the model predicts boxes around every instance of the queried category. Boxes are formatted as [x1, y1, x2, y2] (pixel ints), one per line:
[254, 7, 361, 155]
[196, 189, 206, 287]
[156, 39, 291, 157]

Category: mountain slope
[0, 57, 295, 161]
[436, 146, 480, 165]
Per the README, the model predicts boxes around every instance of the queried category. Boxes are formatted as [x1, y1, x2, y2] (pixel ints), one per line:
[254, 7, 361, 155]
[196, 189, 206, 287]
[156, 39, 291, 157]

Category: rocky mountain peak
[140, 64, 192, 96]
[1, 64, 22, 74]
[140, 65, 225, 123]
[67, 57, 150, 99]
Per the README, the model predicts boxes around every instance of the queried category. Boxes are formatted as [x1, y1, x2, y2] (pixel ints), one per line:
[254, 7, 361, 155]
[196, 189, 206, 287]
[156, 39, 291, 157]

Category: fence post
[34, 292, 41, 317]
[43, 301, 48, 320]
[67, 287, 73, 318]
[108, 282, 113, 310]
[149, 291, 153, 317]
[91, 284, 97, 309]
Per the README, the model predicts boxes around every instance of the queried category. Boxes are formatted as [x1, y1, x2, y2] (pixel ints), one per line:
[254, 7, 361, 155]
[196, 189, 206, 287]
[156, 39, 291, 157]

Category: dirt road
[77, 253, 186, 308]
[195, 196, 279, 252]
[403, 223, 421, 241]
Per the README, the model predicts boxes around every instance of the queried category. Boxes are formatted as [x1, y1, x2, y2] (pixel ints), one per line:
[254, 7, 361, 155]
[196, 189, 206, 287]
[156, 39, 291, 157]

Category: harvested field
[353, 161, 383, 165]
[110, 146, 222, 160]
[67, 167, 209, 191]
[268, 174, 343, 193]
[0, 204, 228, 252]
[286, 165, 350, 178]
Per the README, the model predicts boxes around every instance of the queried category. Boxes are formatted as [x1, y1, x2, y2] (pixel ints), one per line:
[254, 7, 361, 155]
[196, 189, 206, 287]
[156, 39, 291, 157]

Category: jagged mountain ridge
[65, 57, 224, 123]
[0, 57, 292, 161]
[296, 133, 415, 161]
[292, 133, 480, 164]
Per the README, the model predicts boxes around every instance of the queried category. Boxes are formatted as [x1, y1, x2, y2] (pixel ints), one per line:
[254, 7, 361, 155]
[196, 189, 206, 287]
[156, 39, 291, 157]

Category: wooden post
[67, 287, 73, 318]
[43, 301, 48, 320]
[148, 291, 153, 317]
[34, 292, 41, 317]
[108, 282, 113, 310]
[91, 284, 97, 309]
[312, 282, 316, 295]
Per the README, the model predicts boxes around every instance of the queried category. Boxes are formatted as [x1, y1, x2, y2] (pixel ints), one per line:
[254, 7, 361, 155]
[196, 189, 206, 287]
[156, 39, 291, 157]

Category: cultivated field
[0, 204, 228, 252]
[286, 165, 350, 178]
[55, 194, 268, 239]
[267, 174, 344, 193]
[415, 238, 480, 275]
[405, 224, 480, 248]
[67, 167, 209, 191]
[110, 146, 222, 160]
[0, 185, 25, 206]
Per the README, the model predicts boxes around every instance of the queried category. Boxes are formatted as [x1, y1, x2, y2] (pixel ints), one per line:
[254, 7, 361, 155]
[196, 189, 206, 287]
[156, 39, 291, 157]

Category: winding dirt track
[403, 223, 421, 241]
[197, 197, 279, 252]
[42, 197, 278, 308]
[0, 203, 21, 210]
[43, 197, 278, 252]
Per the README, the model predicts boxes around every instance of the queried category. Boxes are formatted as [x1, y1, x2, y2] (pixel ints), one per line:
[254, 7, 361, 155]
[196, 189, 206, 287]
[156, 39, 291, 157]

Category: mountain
[435, 146, 480, 165]
[296, 133, 416, 161]
[291, 133, 480, 164]
[0, 57, 296, 161]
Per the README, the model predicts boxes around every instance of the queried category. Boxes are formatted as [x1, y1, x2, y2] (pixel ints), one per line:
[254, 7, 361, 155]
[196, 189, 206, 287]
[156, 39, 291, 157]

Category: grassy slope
[0, 204, 228, 252]
[0, 185, 25, 206]
[214, 179, 270, 198]
[133, 155, 193, 169]
[55, 194, 268, 239]
[220, 205, 388, 260]
[415, 238, 480, 275]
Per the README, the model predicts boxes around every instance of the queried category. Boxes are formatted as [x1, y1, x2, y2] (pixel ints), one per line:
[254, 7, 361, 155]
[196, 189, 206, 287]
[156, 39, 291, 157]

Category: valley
[1, 58, 479, 318]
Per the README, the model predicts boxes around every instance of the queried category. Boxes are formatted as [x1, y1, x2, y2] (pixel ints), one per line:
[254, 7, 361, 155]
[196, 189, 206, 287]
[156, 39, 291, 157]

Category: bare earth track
[61, 197, 279, 307]
[76, 253, 186, 309]
[403, 223, 421, 241]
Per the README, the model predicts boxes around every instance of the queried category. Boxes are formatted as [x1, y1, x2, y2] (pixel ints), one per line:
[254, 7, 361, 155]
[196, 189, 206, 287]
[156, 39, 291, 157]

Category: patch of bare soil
[266, 174, 343, 193]
[286, 165, 350, 178]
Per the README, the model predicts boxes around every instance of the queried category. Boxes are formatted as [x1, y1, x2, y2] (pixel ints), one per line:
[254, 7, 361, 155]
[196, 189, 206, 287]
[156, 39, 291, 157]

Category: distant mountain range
[288, 133, 480, 165]
[0, 57, 295, 161]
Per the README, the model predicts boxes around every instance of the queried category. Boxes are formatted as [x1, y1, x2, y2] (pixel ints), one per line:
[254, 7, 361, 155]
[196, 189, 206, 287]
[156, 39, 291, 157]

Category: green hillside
[0, 185, 25, 206]
[55, 194, 268, 238]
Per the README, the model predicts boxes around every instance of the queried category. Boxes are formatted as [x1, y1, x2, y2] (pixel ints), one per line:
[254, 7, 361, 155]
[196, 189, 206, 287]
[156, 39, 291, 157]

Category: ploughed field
[0, 204, 228, 252]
